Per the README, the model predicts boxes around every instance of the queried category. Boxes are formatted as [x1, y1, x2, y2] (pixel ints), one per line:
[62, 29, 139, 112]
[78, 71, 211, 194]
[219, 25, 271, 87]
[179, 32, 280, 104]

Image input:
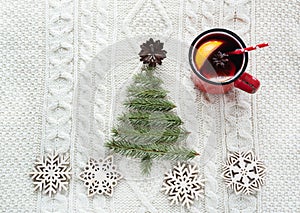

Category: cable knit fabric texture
[0, 0, 299, 212]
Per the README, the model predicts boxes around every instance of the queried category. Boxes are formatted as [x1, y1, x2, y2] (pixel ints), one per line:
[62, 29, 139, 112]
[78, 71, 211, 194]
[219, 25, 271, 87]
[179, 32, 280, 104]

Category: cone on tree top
[138, 38, 167, 67]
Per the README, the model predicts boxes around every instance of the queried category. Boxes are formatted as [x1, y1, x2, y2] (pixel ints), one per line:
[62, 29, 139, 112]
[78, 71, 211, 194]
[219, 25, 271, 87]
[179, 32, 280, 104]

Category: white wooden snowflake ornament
[161, 162, 205, 209]
[29, 152, 72, 197]
[79, 155, 123, 197]
[222, 150, 266, 195]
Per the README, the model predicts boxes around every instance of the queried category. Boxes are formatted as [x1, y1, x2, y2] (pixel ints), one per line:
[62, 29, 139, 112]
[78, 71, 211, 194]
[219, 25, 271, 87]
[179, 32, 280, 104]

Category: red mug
[189, 28, 260, 94]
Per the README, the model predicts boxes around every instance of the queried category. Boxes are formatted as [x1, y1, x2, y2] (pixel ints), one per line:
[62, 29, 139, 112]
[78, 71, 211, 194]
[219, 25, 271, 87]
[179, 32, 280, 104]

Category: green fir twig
[141, 155, 153, 175]
[118, 111, 183, 128]
[133, 69, 163, 88]
[105, 140, 199, 161]
[124, 98, 176, 112]
[127, 87, 168, 99]
[112, 126, 189, 144]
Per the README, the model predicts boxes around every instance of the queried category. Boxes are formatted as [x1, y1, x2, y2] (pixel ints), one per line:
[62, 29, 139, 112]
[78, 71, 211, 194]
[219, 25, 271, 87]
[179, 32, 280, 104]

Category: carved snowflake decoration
[222, 150, 266, 195]
[29, 153, 72, 197]
[161, 162, 205, 209]
[79, 156, 123, 197]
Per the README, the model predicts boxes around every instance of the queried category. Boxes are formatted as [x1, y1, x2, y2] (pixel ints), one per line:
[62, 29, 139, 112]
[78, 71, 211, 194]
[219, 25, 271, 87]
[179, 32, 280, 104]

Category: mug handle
[234, 72, 260, 94]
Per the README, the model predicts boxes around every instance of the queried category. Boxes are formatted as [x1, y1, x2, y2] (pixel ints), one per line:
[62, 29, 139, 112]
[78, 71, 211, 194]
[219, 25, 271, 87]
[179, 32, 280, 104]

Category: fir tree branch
[127, 87, 168, 99]
[118, 111, 183, 128]
[105, 140, 199, 161]
[112, 126, 189, 144]
[133, 69, 163, 88]
[124, 98, 176, 112]
[141, 155, 152, 175]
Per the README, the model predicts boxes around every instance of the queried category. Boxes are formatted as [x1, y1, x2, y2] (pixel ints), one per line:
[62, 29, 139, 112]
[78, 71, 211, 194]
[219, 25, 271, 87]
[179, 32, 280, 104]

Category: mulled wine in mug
[189, 28, 260, 94]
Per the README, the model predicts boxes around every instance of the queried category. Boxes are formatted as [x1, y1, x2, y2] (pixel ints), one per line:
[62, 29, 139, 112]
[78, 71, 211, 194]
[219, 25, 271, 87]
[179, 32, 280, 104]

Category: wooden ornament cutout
[161, 162, 205, 209]
[29, 152, 72, 197]
[222, 150, 266, 195]
[79, 156, 123, 197]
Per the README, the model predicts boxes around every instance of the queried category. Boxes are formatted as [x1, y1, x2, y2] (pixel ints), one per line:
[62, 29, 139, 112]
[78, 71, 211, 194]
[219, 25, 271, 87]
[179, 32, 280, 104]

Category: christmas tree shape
[105, 38, 198, 174]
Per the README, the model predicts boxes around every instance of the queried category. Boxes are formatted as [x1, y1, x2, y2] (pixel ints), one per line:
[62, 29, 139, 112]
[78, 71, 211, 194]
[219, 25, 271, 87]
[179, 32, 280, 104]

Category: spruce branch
[141, 155, 153, 175]
[133, 69, 163, 88]
[118, 111, 183, 128]
[105, 140, 199, 161]
[127, 87, 168, 99]
[112, 126, 189, 144]
[124, 98, 176, 112]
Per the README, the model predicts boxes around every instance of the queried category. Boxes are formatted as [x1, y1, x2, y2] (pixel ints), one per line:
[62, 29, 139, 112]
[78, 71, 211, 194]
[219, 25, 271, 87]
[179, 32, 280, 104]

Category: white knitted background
[0, 0, 299, 212]
[0, 0, 44, 211]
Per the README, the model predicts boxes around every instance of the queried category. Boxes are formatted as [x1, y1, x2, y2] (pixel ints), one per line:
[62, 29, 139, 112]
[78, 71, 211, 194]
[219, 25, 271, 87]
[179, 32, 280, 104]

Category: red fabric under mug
[189, 28, 260, 94]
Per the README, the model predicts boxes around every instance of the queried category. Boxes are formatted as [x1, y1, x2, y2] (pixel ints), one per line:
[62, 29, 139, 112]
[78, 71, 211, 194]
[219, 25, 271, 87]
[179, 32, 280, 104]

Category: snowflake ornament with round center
[79, 155, 123, 197]
[222, 150, 266, 195]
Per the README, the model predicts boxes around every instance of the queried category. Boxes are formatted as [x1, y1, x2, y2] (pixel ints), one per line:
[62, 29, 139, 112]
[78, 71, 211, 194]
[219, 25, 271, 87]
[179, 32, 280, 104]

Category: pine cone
[139, 38, 167, 67]
[212, 51, 229, 68]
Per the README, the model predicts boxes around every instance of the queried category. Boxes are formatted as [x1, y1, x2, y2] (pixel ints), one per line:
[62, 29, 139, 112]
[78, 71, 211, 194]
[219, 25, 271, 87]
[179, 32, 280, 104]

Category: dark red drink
[195, 33, 244, 83]
[190, 29, 247, 85]
[189, 28, 261, 94]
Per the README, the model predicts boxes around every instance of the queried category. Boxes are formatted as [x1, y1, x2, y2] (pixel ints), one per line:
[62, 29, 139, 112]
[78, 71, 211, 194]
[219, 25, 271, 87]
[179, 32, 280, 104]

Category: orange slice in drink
[194, 40, 223, 70]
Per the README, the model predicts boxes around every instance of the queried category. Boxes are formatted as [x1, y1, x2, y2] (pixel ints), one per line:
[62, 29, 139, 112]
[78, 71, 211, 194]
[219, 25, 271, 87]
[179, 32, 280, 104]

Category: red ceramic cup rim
[189, 28, 249, 85]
